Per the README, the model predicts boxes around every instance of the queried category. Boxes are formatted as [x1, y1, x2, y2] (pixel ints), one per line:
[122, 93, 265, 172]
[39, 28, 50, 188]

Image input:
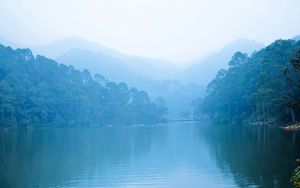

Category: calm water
[1, 121, 300, 188]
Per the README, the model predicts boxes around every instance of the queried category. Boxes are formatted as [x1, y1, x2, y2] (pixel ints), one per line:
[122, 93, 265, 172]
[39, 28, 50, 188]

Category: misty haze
[0, 0, 300, 188]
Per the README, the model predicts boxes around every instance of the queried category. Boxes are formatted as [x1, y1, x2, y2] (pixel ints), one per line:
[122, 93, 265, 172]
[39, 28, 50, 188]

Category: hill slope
[178, 39, 264, 85]
[32, 37, 178, 81]
[0, 44, 167, 127]
[194, 39, 300, 123]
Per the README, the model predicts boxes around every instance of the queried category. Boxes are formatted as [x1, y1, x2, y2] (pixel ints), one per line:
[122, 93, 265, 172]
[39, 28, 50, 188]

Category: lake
[0, 121, 299, 188]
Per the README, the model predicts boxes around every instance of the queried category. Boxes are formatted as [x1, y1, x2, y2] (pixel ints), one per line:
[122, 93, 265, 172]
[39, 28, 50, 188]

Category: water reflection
[201, 124, 300, 188]
[0, 122, 299, 188]
[0, 126, 168, 188]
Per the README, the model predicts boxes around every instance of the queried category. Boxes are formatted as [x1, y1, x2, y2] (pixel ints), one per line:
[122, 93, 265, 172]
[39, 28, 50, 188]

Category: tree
[284, 49, 300, 122]
[194, 40, 300, 124]
[0, 44, 168, 127]
[291, 160, 300, 188]
[0, 81, 16, 127]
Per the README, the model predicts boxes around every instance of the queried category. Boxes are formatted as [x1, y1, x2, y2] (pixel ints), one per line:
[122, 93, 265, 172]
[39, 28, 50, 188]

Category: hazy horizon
[0, 0, 300, 63]
[0, 35, 266, 64]
[1, 1, 300, 188]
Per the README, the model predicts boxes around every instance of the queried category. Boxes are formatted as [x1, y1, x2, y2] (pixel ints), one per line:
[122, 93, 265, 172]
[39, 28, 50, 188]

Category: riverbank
[279, 122, 300, 131]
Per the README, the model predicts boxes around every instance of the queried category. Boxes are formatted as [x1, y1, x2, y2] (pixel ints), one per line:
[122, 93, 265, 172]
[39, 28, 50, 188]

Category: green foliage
[193, 40, 300, 124]
[284, 49, 300, 109]
[291, 165, 300, 188]
[0, 45, 168, 127]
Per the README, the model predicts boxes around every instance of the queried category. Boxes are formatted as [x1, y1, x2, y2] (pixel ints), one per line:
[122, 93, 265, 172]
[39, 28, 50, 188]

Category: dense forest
[0, 44, 167, 128]
[193, 39, 300, 124]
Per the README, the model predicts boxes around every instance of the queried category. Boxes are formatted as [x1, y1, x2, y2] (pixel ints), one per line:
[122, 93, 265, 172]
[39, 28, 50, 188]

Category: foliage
[193, 40, 300, 124]
[0, 44, 167, 127]
[284, 48, 300, 119]
[291, 164, 300, 188]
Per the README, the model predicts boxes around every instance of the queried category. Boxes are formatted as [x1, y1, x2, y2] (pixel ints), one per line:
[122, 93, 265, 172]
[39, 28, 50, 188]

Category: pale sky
[0, 0, 300, 62]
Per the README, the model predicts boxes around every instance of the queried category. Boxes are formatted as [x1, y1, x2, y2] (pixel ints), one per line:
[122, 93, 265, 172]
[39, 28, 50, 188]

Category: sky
[0, 0, 300, 63]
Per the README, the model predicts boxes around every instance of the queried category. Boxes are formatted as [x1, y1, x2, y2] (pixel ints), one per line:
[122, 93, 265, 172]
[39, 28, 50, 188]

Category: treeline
[193, 39, 300, 124]
[0, 44, 167, 127]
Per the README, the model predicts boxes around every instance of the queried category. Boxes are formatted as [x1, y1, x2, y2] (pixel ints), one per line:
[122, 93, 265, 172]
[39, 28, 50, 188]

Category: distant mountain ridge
[177, 39, 264, 85]
[0, 44, 168, 127]
[0, 36, 21, 49]
[31, 37, 265, 118]
[55, 48, 205, 118]
[31, 37, 178, 81]
[5, 36, 270, 119]
[31, 37, 121, 58]
[294, 35, 300, 41]
[0, 36, 298, 120]
[56, 48, 157, 91]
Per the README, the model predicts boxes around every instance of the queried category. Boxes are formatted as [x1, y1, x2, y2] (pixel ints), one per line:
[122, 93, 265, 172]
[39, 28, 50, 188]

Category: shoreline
[279, 122, 300, 131]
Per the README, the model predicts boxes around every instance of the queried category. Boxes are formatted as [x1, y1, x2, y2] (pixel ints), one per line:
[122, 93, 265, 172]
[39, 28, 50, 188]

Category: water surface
[0, 121, 299, 188]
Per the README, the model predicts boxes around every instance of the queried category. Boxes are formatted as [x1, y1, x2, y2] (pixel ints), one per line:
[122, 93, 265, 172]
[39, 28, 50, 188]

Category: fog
[0, 0, 299, 119]
[0, 0, 300, 62]
[1, 1, 300, 188]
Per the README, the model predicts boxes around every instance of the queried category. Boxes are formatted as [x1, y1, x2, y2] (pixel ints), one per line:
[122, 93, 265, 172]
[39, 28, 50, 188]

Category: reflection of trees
[202, 124, 300, 188]
[3, 123, 298, 188]
[0, 127, 166, 188]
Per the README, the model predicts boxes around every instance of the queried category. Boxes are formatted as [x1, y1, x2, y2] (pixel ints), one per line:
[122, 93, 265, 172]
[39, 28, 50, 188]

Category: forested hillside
[47, 38, 204, 119]
[0, 44, 167, 127]
[193, 39, 300, 124]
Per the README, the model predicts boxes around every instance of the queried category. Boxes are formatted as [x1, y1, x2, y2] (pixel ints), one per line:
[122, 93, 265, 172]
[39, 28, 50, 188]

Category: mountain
[24, 37, 265, 119]
[0, 44, 167, 127]
[56, 48, 140, 83]
[56, 47, 207, 118]
[194, 39, 300, 123]
[56, 48, 205, 118]
[41, 38, 200, 119]
[293, 35, 300, 41]
[178, 39, 264, 85]
[55, 48, 168, 100]
[32, 37, 178, 81]
[0, 36, 20, 48]
[33, 37, 171, 96]
[31, 36, 121, 59]
[34, 37, 241, 119]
